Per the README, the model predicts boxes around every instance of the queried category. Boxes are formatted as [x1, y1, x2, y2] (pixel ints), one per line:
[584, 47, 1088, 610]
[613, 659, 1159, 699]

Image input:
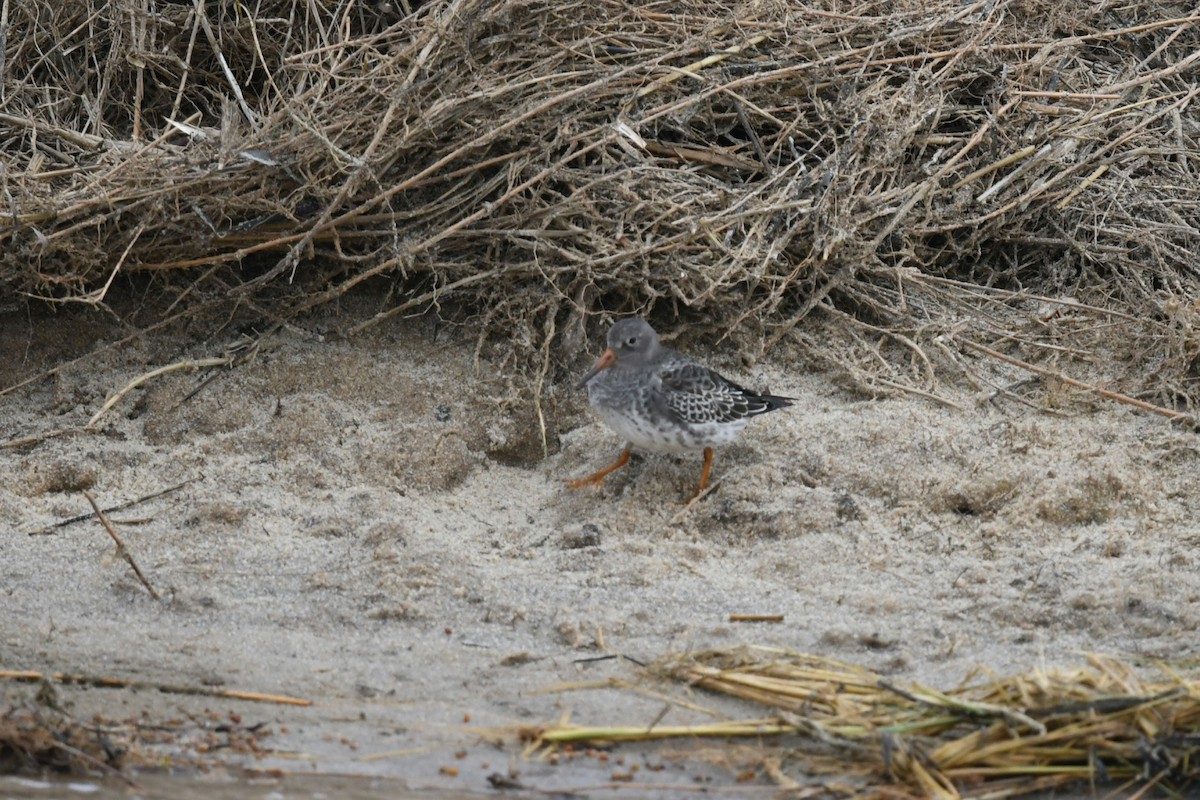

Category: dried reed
[533, 646, 1200, 798]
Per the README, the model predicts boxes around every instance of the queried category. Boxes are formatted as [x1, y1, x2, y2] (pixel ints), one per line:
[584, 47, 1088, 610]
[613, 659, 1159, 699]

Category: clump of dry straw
[534, 646, 1200, 798]
[1, 1, 1198, 403]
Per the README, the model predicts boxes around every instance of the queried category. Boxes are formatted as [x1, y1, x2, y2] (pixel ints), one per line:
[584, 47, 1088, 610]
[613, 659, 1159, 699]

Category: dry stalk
[0, 669, 312, 705]
[961, 340, 1190, 421]
[83, 490, 160, 600]
[86, 357, 232, 429]
[27, 478, 196, 536]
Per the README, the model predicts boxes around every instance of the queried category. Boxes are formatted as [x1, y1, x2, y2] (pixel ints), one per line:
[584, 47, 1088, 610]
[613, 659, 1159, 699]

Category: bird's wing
[659, 363, 765, 425]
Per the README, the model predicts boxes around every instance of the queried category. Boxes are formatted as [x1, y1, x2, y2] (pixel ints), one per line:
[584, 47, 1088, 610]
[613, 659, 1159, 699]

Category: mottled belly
[594, 403, 746, 454]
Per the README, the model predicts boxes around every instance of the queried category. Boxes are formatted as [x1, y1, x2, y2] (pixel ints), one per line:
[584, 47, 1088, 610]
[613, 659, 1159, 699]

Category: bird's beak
[576, 348, 617, 389]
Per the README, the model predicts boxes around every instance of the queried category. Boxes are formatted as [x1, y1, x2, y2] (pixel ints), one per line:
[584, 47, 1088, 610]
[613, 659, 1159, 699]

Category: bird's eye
[625, 337, 638, 348]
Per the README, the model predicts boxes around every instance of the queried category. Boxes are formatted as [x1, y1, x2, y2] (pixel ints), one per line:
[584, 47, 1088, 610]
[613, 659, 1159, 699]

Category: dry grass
[532, 646, 1200, 798]
[1, 1, 1199, 404]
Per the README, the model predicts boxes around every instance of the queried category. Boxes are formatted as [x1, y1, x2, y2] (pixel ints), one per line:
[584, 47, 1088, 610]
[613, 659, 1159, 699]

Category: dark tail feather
[746, 392, 795, 415]
[724, 374, 795, 411]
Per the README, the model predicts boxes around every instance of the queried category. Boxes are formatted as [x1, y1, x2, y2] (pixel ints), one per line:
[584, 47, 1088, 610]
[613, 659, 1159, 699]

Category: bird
[569, 317, 793, 500]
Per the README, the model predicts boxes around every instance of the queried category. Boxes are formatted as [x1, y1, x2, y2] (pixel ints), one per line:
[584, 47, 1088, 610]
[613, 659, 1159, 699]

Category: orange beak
[576, 348, 617, 389]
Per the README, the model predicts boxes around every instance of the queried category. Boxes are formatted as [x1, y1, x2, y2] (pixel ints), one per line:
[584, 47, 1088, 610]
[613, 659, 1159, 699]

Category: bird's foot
[565, 448, 632, 491]
[566, 474, 608, 490]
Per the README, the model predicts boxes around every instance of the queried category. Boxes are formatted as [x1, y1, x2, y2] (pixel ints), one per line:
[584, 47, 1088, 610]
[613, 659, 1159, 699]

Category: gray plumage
[576, 318, 793, 456]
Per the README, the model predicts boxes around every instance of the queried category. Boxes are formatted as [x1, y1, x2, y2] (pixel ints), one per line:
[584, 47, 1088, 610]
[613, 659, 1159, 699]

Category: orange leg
[684, 447, 715, 501]
[568, 448, 631, 489]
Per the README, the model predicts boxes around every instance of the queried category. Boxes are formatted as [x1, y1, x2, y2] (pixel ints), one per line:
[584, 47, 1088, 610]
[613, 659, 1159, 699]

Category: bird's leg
[567, 448, 632, 489]
[683, 447, 715, 502]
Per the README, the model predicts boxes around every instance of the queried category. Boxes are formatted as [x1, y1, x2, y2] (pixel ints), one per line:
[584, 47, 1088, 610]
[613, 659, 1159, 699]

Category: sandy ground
[2, 298, 1198, 796]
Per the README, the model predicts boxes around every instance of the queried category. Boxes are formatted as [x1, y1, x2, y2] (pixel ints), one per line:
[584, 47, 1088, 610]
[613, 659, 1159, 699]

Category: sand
[2, 299, 1198, 795]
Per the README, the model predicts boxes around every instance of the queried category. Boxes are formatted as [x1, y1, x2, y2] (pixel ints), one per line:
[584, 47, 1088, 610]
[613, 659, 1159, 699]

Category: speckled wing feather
[658, 362, 793, 425]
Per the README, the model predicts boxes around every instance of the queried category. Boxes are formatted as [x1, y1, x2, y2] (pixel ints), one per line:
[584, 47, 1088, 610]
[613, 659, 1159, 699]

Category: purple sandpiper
[570, 317, 793, 500]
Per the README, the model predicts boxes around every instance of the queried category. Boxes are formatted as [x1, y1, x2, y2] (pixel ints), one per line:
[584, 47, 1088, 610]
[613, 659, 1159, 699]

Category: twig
[668, 480, 719, 525]
[643, 703, 671, 734]
[538, 719, 800, 743]
[28, 477, 197, 536]
[642, 140, 762, 172]
[573, 654, 618, 664]
[729, 614, 785, 623]
[975, 142, 1055, 202]
[734, 99, 770, 175]
[1056, 163, 1109, 209]
[1012, 90, 1122, 100]
[0, 670, 312, 706]
[83, 490, 160, 600]
[1, 426, 82, 450]
[0, 111, 107, 149]
[952, 145, 1037, 190]
[873, 377, 964, 410]
[960, 340, 1188, 420]
[633, 34, 769, 100]
[44, 735, 142, 789]
[193, 0, 258, 126]
[87, 357, 231, 429]
[0, 0, 8, 106]
[879, 679, 1047, 735]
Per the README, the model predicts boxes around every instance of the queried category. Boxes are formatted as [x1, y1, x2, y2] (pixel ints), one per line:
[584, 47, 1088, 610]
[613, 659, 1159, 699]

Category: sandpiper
[569, 317, 793, 500]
